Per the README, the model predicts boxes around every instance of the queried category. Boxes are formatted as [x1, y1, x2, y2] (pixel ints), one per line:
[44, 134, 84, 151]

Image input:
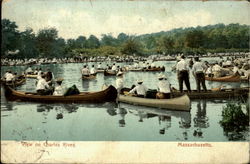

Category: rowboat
[118, 94, 190, 111]
[171, 87, 249, 100]
[82, 74, 96, 80]
[104, 70, 116, 76]
[4, 85, 118, 103]
[205, 74, 242, 82]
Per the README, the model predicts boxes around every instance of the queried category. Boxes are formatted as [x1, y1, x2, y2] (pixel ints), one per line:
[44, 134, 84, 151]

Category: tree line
[1, 18, 249, 59]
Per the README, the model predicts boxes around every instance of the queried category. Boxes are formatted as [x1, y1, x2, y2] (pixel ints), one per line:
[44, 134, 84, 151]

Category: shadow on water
[193, 100, 208, 138]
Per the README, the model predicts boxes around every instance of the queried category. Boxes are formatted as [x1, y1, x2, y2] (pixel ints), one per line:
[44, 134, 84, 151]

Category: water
[1, 59, 249, 141]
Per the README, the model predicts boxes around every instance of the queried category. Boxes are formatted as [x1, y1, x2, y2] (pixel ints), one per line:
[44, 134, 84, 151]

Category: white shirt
[111, 65, 117, 71]
[5, 73, 15, 81]
[129, 84, 148, 96]
[26, 67, 33, 73]
[36, 78, 49, 90]
[116, 77, 124, 90]
[151, 62, 156, 67]
[53, 85, 66, 96]
[158, 80, 171, 93]
[90, 67, 96, 74]
[233, 66, 241, 75]
[192, 61, 206, 73]
[82, 68, 90, 75]
[212, 64, 221, 72]
[206, 66, 212, 74]
[97, 64, 102, 69]
[176, 59, 189, 71]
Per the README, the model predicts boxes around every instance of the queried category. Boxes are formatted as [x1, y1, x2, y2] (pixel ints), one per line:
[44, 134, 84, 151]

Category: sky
[2, 0, 250, 39]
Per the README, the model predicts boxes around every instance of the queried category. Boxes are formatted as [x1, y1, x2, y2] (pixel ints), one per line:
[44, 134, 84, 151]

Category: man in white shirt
[36, 74, 51, 95]
[192, 57, 207, 92]
[116, 71, 124, 94]
[82, 65, 90, 77]
[25, 66, 33, 74]
[176, 55, 191, 92]
[212, 63, 222, 78]
[111, 63, 117, 73]
[4, 70, 15, 83]
[232, 63, 241, 75]
[90, 65, 96, 75]
[129, 79, 148, 97]
[97, 63, 102, 70]
[156, 74, 171, 99]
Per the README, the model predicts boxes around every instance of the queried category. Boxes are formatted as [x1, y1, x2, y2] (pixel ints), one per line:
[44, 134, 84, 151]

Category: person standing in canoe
[53, 78, 67, 96]
[82, 65, 90, 77]
[116, 71, 124, 94]
[111, 63, 117, 73]
[156, 74, 171, 99]
[36, 74, 52, 95]
[90, 65, 96, 75]
[128, 79, 148, 98]
[176, 55, 191, 93]
[192, 57, 207, 92]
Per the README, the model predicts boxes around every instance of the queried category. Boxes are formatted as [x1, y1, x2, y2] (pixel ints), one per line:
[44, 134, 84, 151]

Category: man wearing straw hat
[156, 74, 171, 99]
[53, 78, 67, 96]
[128, 79, 148, 98]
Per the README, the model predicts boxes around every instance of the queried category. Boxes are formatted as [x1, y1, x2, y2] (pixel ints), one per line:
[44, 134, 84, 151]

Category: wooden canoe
[25, 74, 38, 78]
[145, 66, 165, 72]
[118, 94, 190, 111]
[205, 74, 242, 82]
[171, 87, 249, 100]
[4, 85, 118, 103]
[104, 70, 116, 76]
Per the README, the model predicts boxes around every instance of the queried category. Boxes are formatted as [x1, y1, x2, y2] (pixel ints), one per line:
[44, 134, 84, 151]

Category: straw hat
[137, 79, 143, 83]
[55, 78, 64, 82]
[116, 71, 123, 76]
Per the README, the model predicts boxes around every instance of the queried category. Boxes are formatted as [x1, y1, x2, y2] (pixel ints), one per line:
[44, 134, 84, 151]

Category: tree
[185, 30, 205, 49]
[87, 35, 100, 48]
[75, 36, 87, 48]
[1, 19, 20, 57]
[121, 38, 142, 55]
[101, 34, 118, 47]
[36, 28, 58, 57]
[19, 28, 38, 58]
[117, 33, 129, 44]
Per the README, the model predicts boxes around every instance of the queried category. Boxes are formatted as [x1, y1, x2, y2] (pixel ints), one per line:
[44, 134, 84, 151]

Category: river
[1, 58, 249, 141]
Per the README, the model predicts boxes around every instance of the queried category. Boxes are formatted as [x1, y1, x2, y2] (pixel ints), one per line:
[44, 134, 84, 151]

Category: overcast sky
[2, 0, 250, 39]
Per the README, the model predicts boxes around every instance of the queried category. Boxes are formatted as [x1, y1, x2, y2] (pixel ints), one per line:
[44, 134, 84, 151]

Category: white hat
[116, 71, 123, 76]
[137, 79, 143, 83]
[158, 74, 166, 79]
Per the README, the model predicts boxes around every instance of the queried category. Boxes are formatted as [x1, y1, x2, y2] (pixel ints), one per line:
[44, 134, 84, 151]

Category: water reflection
[193, 100, 209, 138]
[158, 115, 171, 135]
[118, 107, 127, 127]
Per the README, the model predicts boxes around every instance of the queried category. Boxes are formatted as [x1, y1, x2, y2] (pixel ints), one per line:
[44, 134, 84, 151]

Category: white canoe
[25, 74, 38, 78]
[118, 94, 191, 111]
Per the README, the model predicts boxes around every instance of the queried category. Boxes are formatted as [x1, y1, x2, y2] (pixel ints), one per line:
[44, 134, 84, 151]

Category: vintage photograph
[1, 0, 249, 163]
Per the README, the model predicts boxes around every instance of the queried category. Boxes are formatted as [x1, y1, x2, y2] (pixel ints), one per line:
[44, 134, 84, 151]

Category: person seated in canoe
[53, 78, 67, 96]
[212, 62, 222, 78]
[116, 71, 124, 94]
[45, 69, 54, 86]
[97, 63, 102, 70]
[37, 68, 43, 79]
[25, 66, 33, 75]
[33, 68, 39, 75]
[90, 65, 96, 75]
[36, 74, 53, 95]
[128, 79, 148, 98]
[232, 63, 241, 76]
[111, 63, 117, 73]
[82, 65, 90, 77]
[4, 70, 15, 84]
[156, 74, 171, 99]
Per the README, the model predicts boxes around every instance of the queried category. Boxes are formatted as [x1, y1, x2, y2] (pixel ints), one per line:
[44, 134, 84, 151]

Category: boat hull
[205, 75, 242, 82]
[4, 85, 118, 103]
[118, 94, 190, 111]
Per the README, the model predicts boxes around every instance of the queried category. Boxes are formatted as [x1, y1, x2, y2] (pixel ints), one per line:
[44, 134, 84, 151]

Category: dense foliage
[1, 18, 249, 59]
[220, 103, 249, 132]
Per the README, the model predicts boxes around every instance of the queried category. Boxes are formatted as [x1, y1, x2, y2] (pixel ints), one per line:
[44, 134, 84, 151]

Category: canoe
[145, 66, 165, 72]
[104, 70, 116, 76]
[4, 85, 118, 103]
[25, 74, 38, 78]
[171, 87, 249, 100]
[82, 74, 96, 80]
[118, 94, 190, 111]
[205, 74, 242, 82]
